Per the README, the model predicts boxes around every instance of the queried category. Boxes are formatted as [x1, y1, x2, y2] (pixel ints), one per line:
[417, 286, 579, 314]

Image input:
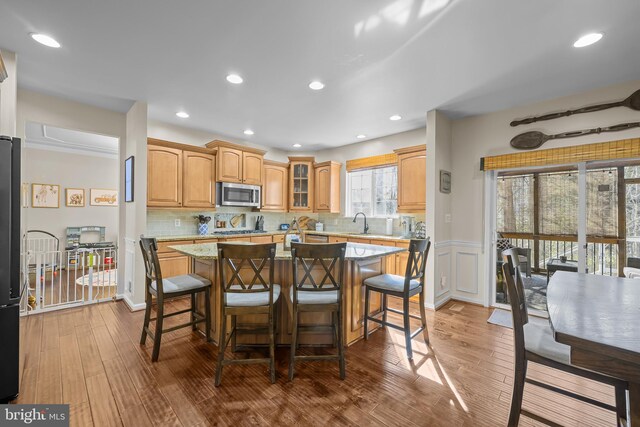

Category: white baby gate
[20, 236, 118, 315]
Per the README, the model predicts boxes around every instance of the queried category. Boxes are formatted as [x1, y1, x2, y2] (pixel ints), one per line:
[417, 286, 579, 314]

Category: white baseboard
[119, 294, 146, 311]
[449, 293, 486, 307]
[434, 295, 452, 310]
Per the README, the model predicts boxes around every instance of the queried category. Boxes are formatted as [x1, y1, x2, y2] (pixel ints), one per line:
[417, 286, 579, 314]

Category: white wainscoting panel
[455, 251, 479, 294]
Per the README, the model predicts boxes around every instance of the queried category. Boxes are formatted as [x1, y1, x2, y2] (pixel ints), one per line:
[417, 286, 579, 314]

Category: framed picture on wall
[66, 188, 85, 207]
[90, 188, 118, 206]
[125, 156, 134, 202]
[31, 183, 60, 208]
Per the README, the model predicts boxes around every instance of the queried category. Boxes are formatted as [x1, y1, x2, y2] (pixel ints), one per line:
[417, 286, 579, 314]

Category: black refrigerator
[0, 135, 21, 403]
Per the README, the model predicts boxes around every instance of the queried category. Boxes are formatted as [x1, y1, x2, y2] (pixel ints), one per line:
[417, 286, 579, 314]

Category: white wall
[121, 101, 148, 307]
[23, 148, 119, 243]
[0, 49, 17, 136]
[148, 119, 289, 163]
[449, 79, 640, 306]
[311, 127, 427, 215]
[426, 110, 453, 309]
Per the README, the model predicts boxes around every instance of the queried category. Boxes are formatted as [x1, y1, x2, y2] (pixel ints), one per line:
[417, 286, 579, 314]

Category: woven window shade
[481, 138, 640, 171]
[346, 153, 398, 172]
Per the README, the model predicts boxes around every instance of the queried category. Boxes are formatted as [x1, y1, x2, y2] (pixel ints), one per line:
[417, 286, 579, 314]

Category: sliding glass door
[492, 162, 638, 311]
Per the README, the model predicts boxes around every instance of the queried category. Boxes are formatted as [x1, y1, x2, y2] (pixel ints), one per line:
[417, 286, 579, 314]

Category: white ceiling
[2, 0, 640, 150]
[25, 122, 119, 158]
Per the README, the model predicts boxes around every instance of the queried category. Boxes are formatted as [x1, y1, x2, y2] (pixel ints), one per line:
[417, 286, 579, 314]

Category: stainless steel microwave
[216, 182, 261, 207]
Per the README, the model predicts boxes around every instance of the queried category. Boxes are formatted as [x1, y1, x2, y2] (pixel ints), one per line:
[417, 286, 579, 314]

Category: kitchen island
[169, 241, 407, 347]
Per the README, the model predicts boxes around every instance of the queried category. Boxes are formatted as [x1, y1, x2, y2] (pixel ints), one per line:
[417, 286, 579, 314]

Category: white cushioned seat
[224, 284, 281, 307]
[364, 274, 420, 293]
[523, 321, 571, 365]
[290, 286, 338, 305]
[152, 274, 210, 293]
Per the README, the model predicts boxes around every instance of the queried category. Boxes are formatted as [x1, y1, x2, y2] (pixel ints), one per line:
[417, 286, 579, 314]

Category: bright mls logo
[1, 405, 69, 426]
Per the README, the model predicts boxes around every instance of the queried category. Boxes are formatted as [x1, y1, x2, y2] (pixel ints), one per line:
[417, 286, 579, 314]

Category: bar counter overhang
[169, 242, 407, 346]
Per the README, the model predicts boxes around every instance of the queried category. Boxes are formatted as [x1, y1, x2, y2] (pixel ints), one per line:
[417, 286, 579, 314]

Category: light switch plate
[445, 214, 451, 223]
[175, 219, 181, 227]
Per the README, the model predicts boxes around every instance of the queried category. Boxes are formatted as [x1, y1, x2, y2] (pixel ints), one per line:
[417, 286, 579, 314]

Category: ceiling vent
[0, 52, 7, 83]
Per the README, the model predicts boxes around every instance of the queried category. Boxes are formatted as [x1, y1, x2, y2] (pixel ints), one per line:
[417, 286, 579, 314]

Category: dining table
[547, 271, 640, 426]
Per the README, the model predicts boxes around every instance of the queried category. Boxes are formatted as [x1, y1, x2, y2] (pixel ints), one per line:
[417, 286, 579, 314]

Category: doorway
[20, 122, 120, 314]
[490, 161, 639, 312]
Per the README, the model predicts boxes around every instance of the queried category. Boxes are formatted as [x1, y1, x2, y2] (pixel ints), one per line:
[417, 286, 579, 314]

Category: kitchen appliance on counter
[399, 215, 415, 238]
[0, 136, 21, 403]
[216, 182, 260, 207]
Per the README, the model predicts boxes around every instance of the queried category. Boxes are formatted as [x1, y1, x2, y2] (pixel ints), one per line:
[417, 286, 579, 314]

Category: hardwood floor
[14, 298, 618, 426]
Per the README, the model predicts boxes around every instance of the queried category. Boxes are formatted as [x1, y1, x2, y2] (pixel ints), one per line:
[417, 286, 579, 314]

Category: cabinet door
[242, 152, 263, 185]
[305, 234, 329, 243]
[397, 149, 426, 212]
[183, 151, 215, 208]
[217, 147, 243, 183]
[147, 145, 183, 207]
[329, 236, 348, 243]
[289, 162, 313, 212]
[315, 166, 331, 211]
[395, 242, 410, 277]
[348, 237, 371, 244]
[262, 164, 288, 211]
[158, 254, 191, 277]
[272, 234, 285, 243]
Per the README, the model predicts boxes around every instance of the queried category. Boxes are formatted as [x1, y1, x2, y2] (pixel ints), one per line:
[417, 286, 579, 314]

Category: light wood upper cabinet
[147, 139, 217, 209]
[314, 161, 341, 213]
[288, 157, 314, 212]
[147, 144, 183, 207]
[206, 140, 265, 185]
[183, 151, 215, 208]
[216, 146, 243, 183]
[395, 145, 426, 213]
[261, 161, 288, 212]
[242, 152, 263, 185]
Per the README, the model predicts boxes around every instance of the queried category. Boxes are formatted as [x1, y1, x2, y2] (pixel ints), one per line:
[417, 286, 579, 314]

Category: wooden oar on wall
[510, 89, 640, 127]
[510, 122, 640, 150]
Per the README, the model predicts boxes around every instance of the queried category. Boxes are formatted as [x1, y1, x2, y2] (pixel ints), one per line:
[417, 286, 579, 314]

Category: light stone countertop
[168, 241, 407, 261]
[154, 230, 411, 243]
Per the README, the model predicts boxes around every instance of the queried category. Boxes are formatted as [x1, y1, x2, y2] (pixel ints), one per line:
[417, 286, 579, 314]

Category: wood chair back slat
[291, 242, 347, 292]
[217, 243, 276, 295]
[403, 238, 431, 293]
[139, 236, 164, 295]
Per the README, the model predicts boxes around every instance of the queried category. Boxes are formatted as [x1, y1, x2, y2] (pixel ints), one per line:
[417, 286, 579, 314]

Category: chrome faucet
[352, 212, 369, 234]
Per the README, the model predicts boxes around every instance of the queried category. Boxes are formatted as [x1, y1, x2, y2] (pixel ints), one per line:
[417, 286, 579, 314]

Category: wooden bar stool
[139, 236, 212, 362]
[363, 238, 430, 359]
[215, 243, 280, 386]
[502, 248, 627, 427]
[289, 242, 347, 381]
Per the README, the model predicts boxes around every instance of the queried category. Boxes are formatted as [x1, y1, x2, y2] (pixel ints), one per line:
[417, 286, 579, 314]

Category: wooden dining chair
[139, 236, 211, 362]
[215, 243, 280, 386]
[289, 242, 347, 380]
[502, 248, 628, 427]
[363, 238, 431, 359]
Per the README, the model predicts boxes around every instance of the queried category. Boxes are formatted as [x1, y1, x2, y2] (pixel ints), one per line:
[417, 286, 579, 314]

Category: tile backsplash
[147, 207, 317, 237]
[147, 207, 425, 237]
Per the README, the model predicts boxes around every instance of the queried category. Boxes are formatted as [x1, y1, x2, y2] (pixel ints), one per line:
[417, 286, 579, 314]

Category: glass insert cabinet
[288, 156, 314, 212]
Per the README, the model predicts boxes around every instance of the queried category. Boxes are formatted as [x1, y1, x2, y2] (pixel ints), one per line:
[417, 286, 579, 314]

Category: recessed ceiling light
[292, 143, 302, 148]
[389, 115, 402, 121]
[243, 129, 254, 136]
[226, 74, 243, 84]
[573, 33, 603, 48]
[356, 134, 366, 139]
[309, 81, 325, 90]
[176, 111, 189, 119]
[30, 33, 61, 48]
